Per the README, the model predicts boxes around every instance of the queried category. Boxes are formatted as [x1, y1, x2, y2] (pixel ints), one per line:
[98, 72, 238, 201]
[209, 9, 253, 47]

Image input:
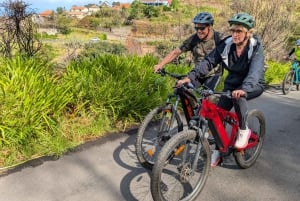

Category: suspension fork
[158, 94, 181, 134]
[175, 118, 206, 169]
[192, 119, 208, 170]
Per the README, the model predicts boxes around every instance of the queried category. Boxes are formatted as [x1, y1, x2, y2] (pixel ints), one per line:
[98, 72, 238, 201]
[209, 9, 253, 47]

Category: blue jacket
[188, 35, 265, 92]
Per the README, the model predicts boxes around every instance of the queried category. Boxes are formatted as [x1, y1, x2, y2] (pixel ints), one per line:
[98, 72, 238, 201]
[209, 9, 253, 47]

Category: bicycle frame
[199, 95, 259, 154]
[162, 91, 183, 132]
[159, 69, 200, 131]
[150, 89, 266, 201]
[291, 61, 300, 84]
[161, 86, 198, 134]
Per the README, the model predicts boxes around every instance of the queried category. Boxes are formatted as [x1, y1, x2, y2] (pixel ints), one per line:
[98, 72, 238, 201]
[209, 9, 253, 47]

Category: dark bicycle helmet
[192, 12, 214, 25]
[295, 39, 300, 46]
[228, 13, 255, 30]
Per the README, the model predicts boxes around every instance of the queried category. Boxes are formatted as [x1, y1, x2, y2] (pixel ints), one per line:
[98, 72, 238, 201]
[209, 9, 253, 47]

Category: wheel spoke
[151, 130, 210, 201]
[136, 106, 182, 169]
[235, 109, 265, 169]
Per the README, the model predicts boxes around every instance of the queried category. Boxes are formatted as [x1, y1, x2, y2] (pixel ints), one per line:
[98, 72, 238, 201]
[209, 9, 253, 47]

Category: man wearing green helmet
[154, 12, 224, 90]
[176, 13, 265, 167]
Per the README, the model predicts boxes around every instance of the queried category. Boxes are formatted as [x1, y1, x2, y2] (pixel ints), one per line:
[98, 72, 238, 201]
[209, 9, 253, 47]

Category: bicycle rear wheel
[135, 105, 183, 170]
[235, 109, 266, 169]
[151, 130, 211, 201]
[282, 70, 295, 95]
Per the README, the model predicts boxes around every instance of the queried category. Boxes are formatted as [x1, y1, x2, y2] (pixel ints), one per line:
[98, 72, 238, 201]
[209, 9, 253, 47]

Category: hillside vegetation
[0, 0, 297, 169]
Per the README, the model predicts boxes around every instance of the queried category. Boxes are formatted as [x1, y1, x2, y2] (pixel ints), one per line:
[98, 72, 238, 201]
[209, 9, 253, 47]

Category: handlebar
[157, 69, 246, 99]
[157, 69, 187, 80]
[186, 83, 247, 99]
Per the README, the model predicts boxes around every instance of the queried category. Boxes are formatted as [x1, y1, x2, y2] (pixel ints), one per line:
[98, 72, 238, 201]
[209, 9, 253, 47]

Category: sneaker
[211, 150, 221, 167]
[234, 128, 251, 149]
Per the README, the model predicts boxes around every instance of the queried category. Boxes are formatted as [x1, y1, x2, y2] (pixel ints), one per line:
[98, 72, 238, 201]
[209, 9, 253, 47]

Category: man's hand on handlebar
[154, 64, 163, 73]
[232, 89, 246, 99]
[283, 55, 288, 60]
[176, 77, 191, 87]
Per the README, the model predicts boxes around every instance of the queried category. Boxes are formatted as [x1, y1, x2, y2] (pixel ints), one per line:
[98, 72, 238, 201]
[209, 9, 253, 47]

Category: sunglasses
[230, 29, 245, 34]
[194, 26, 207, 31]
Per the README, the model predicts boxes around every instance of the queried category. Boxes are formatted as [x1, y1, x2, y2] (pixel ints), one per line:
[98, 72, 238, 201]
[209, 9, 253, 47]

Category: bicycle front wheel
[151, 130, 211, 201]
[235, 109, 266, 169]
[135, 105, 183, 170]
[282, 70, 295, 95]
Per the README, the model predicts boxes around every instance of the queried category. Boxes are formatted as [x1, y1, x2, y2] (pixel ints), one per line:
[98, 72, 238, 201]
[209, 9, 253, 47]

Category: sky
[25, 0, 133, 13]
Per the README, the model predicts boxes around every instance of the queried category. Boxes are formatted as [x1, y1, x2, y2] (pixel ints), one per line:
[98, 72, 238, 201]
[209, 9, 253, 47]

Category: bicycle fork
[176, 118, 207, 176]
[159, 95, 180, 134]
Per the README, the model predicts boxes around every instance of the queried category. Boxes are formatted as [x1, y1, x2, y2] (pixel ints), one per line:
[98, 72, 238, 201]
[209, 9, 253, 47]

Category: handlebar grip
[222, 90, 247, 99]
[157, 68, 166, 75]
[187, 82, 195, 89]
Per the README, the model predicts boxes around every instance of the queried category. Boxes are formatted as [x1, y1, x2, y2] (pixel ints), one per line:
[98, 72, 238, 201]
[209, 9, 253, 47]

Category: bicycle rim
[235, 109, 266, 169]
[135, 105, 182, 169]
[151, 130, 211, 201]
[282, 71, 295, 95]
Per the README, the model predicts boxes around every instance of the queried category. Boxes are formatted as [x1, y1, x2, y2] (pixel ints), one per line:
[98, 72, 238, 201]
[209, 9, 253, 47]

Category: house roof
[88, 5, 99, 8]
[112, 3, 131, 10]
[100, 1, 111, 7]
[141, 0, 172, 5]
[39, 10, 53, 17]
[141, 0, 170, 3]
[71, 6, 88, 11]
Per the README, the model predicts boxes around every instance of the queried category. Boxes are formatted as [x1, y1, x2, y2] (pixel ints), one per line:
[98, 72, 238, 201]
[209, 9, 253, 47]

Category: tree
[128, 0, 145, 20]
[56, 14, 72, 34]
[143, 6, 159, 18]
[0, 0, 42, 57]
[56, 7, 65, 15]
[112, 2, 121, 7]
[170, 0, 179, 10]
[230, 0, 296, 60]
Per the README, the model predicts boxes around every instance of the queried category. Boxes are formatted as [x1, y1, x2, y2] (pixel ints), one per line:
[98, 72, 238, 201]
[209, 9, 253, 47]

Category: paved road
[0, 86, 300, 201]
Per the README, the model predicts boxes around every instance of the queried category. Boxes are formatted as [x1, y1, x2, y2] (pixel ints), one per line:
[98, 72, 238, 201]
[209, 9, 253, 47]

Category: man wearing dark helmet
[154, 12, 224, 90]
[176, 13, 265, 167]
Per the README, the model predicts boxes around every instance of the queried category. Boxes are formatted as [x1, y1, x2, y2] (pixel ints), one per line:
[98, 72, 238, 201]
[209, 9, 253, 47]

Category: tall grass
[63, 54, 171, 129]
[265, 60, 290, 85]
[0, 53, 287, 167]
[0, 56, 73, 166]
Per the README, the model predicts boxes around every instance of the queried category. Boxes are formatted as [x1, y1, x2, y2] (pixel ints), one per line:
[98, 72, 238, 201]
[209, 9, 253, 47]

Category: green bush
[0, 56, 74, 166]
[64, 54, 167, 121]
[0, 53, 289, 167]
[265, 60, 290, 85]
[99, 33, 107, 40]
[35, 33, 58, 39]
[81, 41, 127, 57]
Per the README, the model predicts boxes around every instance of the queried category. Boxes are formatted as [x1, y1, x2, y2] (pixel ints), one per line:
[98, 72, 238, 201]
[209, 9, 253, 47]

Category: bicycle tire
[282, 70, 295, 95]
[151, 130, 211, 201]
[135, 105, 183, 170]
[235, 109, 266, 169]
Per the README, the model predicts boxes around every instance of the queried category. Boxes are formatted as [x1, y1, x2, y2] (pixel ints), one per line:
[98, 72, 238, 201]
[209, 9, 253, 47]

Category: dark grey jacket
[187, 35, 265, 92]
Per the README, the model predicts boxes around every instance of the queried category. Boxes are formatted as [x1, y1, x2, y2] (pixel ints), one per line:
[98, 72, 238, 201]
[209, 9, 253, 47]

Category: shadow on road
[112, 129, 154, 201]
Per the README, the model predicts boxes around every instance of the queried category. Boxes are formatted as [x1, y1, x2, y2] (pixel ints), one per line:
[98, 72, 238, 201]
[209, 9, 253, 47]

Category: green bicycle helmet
[228, 13, 255, 30]
[192, 12, 214, 25]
